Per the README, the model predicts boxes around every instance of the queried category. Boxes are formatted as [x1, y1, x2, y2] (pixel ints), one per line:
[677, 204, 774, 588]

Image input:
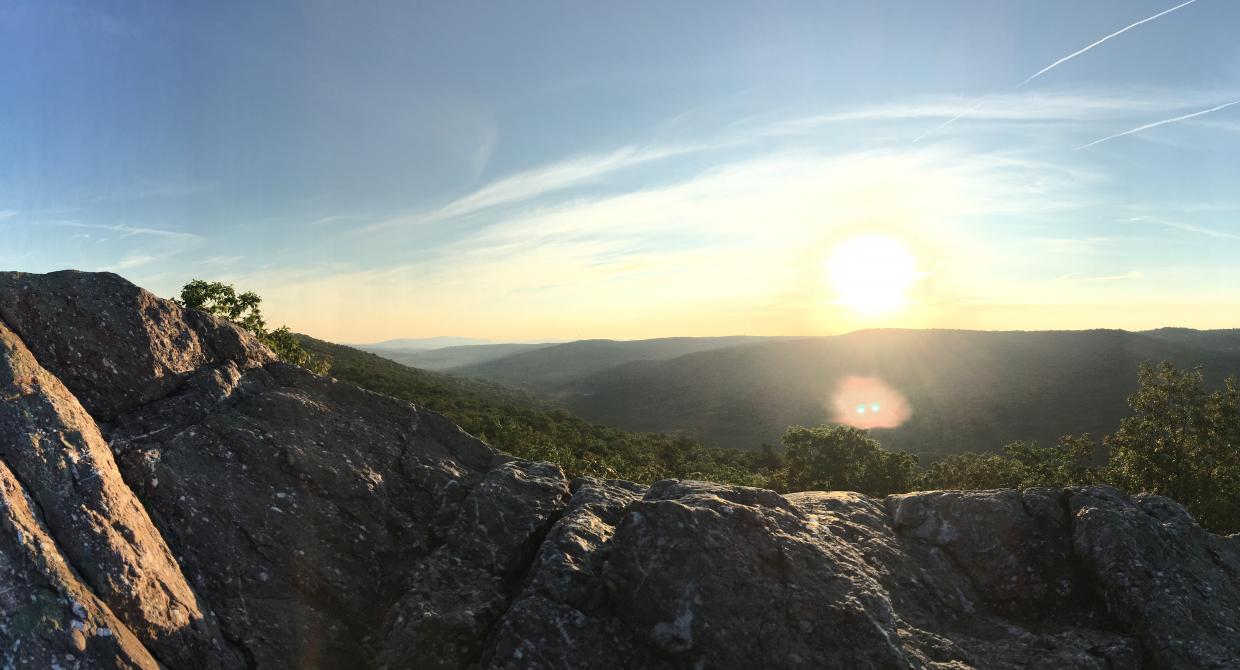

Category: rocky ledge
[0, 270, 1237, 669]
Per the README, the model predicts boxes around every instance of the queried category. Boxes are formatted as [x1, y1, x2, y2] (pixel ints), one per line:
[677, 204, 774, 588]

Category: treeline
[923, 363, 1240, 534]
[295, 334, 769, 486]
[179, 280, 1240, 534]
[310, 333, 1240, 534]
[697, 363, 1240, 535]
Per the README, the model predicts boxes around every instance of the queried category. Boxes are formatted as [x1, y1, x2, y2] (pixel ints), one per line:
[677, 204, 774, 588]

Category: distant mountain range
[361, 328, 1240, 458]
[358, 336, 497, 351]
[449, 336, 789, 387]
[358, 342, 553, 370]
[359, 336, 784, 375]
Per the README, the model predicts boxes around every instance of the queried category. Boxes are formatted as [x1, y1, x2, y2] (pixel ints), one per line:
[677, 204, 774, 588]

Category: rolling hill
[440, 328, 1240, 458]
[360, 336, 494, 350]
[358, 342, 553, 371]
[294, 334, 767, 484]
[447, 336, 787, 389]
[1140, 327, 1240, 355]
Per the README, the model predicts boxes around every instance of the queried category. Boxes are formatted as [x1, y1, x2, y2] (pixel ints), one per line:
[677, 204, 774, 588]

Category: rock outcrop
[0, 270, 1236, 669]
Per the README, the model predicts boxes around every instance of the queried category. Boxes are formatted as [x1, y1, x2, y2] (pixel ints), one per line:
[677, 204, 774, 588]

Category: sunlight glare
[825, 236, 921, 314]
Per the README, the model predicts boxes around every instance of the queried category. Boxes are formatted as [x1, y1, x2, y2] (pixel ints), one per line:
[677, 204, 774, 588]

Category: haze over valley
[359, 327, 1240, 456]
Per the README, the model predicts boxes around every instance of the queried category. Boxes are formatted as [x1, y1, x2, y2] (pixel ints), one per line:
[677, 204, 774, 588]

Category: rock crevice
[0, 270, 1237, 669]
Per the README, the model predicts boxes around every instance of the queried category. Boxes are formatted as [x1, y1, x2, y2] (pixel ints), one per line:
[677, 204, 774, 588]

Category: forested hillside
[182, 283, 1238, 534]
[358, 342, 551, 371]
[297, 335, 770, 486]
[302, 334, 1240, 535]
[484, 329, 1240, 457]
[448, 336, 785, 389]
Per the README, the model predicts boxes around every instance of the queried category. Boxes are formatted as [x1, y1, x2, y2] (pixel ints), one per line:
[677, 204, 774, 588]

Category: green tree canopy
[922, 451, 1023, 491]
[782, 424, 918, 496]
[175, 279, 267, 334]
[923, 436, 1097, 491]
[1104, 362, 1240, 533]
[175, 279, 330, 375]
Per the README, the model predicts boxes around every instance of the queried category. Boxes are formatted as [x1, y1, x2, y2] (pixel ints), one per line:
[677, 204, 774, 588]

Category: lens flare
[831, 376, 912, 429]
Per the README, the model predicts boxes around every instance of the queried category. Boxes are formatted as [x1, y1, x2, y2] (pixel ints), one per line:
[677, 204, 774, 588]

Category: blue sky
[2, 0, 1239, 341]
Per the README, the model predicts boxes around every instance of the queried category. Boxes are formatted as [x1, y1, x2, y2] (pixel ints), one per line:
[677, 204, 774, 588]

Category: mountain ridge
[0, 270, 1237, 669]
[429, 327, 1240, 455]
[432, 335, 791, 388]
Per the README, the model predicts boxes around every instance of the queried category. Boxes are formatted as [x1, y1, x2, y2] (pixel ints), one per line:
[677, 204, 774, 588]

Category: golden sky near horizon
[243, 151, 1240, 343]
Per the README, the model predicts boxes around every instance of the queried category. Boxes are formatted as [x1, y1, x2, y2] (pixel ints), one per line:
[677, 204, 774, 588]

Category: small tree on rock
[175, 279, 330, 375]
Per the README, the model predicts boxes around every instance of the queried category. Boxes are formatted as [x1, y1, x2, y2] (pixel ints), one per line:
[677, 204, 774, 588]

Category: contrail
[912, 100, 987, 143]
[1075, 98, 1240, 150]
[912, 0, 1200, 143]
[1019, 0, 1200, 87]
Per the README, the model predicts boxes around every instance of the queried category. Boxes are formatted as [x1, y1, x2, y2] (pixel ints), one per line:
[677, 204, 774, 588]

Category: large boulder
[887, 488, 1078, 619]
[481, 477, 661, 670]
[0, 458, 158, 669]
[105, 360, 504, 667]
[1070, 486, 1240, 668]
[0, 319, 235, 668]
[0, 270, 272, 421]
[0, 270, 1237, 669]
[367, 460, 570, 669]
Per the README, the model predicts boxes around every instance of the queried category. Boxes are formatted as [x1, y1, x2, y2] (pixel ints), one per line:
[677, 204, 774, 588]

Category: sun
[824, 235, 921, 314]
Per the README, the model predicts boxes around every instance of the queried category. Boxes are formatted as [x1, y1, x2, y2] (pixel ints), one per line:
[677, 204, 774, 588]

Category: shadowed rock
[1070, 486, 1240, 668]
[0, 270, 1237, 669]
[369, 460, 571, 669]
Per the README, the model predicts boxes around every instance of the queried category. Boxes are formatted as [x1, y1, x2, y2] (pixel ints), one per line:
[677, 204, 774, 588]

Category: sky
[2, 0, 1239, 342]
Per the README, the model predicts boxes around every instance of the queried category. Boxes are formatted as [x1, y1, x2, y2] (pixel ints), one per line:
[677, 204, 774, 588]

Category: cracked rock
[0, 271, 1236, 669]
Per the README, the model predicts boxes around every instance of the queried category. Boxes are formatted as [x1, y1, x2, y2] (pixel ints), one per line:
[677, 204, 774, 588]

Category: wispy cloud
[1020, 0, 1201, 87]
[909, 1, 1203, 142]
[1035, 237, 1116, 255]
[310, 213, 371, 227]
[1055, 270, 1144, 283]
[354, 145, 695, 235]
[1077, 99, 1240, 149]
[464, 152, 938, 247]
[1174, 202, 1240, 213]
[199, 255, 246, 267]
[46, 221, 203, 241]
[1128, 216, 1240, 241]
[1191, 118, 1240, 134]
[912, 100, 987, 143]
[108, 255, 157, 271]
[779, 91, 1222, 132]
[442, 149, 1089, 303]
[240, 144, 1145, 340]
[0, 210, 16, 221]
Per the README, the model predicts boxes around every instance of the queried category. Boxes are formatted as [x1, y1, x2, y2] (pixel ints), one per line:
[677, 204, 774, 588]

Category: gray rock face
[0, 270, 1236, 669]
[0, 318, 233, 668]
[0, 270, 272, 421]
[370, 461, 570, 669]
[1070, 487, 1240, 668]
[0, 458, 158, 669]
